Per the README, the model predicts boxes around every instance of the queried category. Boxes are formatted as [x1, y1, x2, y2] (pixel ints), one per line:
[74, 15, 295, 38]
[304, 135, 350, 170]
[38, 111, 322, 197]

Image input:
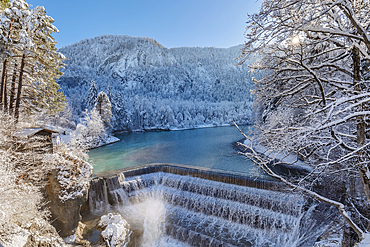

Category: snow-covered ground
[56, 129, 120, 150]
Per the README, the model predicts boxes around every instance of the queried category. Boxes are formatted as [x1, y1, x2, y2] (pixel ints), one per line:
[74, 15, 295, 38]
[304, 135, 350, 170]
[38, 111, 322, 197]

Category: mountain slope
[58, 35, 253, 131]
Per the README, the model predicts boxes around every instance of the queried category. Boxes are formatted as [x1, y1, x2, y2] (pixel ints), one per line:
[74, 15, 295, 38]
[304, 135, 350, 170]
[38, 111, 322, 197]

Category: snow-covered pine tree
[70, 108, 106, 150]
[239, 0, 370, 242]
[24, 5, 66, 116]
[0, 0, 31, 112]
[0, 0, 66, 121]
[57, 35, 254, 131]
[94, 91, 112, 129]
[85, 79, 97, 111]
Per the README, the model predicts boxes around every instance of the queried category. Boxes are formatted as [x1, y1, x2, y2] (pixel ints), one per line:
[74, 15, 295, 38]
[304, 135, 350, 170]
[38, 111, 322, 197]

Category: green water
[89, 125, 265, 177]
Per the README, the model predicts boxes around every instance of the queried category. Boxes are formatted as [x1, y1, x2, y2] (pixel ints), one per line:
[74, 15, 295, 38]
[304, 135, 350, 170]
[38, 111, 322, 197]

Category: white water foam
[89, 172, 334, 247]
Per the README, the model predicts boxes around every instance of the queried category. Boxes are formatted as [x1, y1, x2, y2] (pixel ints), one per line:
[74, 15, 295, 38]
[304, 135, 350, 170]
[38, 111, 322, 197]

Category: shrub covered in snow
[0, 165, 48, 245]
[70, 108, 109, 149]
[0, 112, 93, 245]
[0, 114, 54, 245]
[69, 107, 119, 150]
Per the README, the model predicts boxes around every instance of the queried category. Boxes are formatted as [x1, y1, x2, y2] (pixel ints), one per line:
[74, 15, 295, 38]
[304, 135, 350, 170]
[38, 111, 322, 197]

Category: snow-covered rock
[63, 222, 89, 245]
[45, 152, 93, 237]
[97, 213, 131, 247]
[242, 138, 313, 176]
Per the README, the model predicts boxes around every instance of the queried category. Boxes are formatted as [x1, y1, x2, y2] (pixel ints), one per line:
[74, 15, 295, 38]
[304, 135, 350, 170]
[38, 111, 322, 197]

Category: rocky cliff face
[45, 169, 88, 237]
[45, 153, 93, 238]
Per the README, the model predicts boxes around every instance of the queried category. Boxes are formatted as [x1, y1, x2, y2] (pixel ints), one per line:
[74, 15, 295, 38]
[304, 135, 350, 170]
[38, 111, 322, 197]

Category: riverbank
[127, 123, 233, 133]
[57, 130, 120, 150]
[232, 137, 313, 178]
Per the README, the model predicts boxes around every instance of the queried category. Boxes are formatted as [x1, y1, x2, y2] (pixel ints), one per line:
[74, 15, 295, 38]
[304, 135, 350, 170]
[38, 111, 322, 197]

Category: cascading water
[88, 171, 337, 247]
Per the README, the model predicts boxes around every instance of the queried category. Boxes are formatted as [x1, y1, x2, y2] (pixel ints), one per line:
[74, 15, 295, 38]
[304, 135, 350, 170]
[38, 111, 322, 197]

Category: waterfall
[87, 168, 338, 247]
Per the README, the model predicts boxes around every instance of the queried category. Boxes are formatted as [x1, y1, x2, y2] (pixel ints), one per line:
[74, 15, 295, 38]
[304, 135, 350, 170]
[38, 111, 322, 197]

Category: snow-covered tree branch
[240, 0, 370, 243]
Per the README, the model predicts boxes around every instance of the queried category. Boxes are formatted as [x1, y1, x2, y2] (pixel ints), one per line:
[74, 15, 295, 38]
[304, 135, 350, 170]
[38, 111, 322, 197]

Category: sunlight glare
[291, 36, 300, 45]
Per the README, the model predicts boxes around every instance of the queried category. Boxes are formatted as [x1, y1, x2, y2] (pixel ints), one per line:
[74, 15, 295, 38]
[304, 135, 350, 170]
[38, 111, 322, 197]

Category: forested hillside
[58, 35, 253, 131]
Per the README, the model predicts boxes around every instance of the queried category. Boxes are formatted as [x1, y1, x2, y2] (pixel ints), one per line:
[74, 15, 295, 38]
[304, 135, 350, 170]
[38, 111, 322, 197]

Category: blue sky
[27, 0, 261, 49]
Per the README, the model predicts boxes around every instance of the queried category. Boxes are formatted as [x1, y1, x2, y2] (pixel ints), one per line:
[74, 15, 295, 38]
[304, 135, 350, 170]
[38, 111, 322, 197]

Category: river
[89, 125, 266, 178]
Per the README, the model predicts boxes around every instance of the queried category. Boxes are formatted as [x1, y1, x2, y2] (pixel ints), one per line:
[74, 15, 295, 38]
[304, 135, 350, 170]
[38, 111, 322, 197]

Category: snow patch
[243, 138, 313, 172]
[1, 225, 30, 247]
[355, 233, 370, 247]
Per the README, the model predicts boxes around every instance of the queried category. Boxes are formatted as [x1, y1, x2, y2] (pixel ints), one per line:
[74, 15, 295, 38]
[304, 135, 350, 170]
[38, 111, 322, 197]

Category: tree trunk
[14, 54, 25, 122]
[353, 47, 370, 232]
[3, 73, 7, 111]
[9, 63, 17, 114]
[0, 59, 8, 111]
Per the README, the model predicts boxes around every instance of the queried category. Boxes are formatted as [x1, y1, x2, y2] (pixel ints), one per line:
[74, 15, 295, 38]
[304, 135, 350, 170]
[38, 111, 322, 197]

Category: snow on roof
[17, 128, 59, 137]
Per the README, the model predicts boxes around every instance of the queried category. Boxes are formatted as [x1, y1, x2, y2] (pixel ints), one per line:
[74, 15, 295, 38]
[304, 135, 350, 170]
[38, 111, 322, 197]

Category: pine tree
[0, 0, 66, 121]
[85, 79, 97, 111]
[106, 84, 117, 126]
[94, 91, 112, 129]
[24, 5, 67, 115]
[0, 0, 9, 11]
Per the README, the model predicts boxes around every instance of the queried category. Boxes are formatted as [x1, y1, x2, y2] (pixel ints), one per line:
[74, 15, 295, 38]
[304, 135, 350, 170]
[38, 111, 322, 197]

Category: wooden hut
[18, 128, 58, 154]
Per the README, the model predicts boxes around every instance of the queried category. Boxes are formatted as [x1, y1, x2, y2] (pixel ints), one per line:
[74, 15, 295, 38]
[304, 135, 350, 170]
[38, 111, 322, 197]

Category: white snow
[63, 234, 75, 244]
[56, 129, 120, 150]
[366, 168, 370, 180]
[51, 152, 93, 202]
[243, 138, 313, 172]
[1, 225, 30, 247]
[57, 35, 254, 132]
[355, 233, 370, 247]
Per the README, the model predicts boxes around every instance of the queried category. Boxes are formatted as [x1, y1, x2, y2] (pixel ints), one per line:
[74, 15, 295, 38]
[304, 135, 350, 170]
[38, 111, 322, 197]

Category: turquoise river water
[88, 125, 265, 178]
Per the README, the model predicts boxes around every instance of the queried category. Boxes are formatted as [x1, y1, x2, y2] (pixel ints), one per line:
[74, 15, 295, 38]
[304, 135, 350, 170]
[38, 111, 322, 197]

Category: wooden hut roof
[17, 128, 59, 137]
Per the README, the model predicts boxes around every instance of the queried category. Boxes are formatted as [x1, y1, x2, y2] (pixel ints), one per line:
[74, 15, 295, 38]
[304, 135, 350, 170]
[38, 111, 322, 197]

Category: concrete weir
[93, 163, 285, 191]
[87, 163, 339, 247]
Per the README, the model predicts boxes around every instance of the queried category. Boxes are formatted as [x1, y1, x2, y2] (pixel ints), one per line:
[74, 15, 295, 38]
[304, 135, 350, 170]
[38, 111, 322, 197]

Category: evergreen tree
[0, 0, 66, 120]
[106, 84, 117, 126]
[85, 79, 97, 111]
[0, 0, 9, 12]
[24, 5, 66, 115]
[94, 91, 112, 129]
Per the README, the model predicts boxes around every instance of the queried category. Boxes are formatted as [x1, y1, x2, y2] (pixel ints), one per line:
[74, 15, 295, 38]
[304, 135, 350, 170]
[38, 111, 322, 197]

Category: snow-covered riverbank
[57, 130, 120, 150]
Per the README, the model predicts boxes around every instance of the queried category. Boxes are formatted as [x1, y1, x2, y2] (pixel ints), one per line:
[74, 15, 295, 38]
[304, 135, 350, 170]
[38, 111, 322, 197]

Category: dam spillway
[86, 163, 338, 247]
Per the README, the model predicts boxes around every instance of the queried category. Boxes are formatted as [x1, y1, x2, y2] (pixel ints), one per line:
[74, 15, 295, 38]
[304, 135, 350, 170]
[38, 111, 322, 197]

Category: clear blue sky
[27, 0, 261, 49]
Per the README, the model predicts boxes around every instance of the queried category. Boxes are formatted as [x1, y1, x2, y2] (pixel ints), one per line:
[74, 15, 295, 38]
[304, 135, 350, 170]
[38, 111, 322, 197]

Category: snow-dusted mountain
[58, 35, 254, 131]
